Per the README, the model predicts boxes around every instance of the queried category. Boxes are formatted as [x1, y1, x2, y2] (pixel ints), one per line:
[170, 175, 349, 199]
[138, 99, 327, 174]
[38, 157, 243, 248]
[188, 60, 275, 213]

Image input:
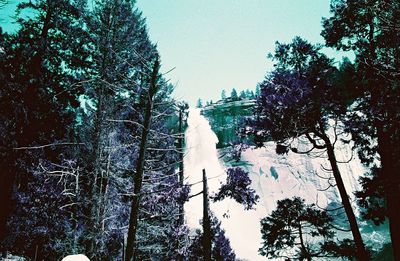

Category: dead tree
[202, 169, 212, 261]
[125, 58, 160, 261]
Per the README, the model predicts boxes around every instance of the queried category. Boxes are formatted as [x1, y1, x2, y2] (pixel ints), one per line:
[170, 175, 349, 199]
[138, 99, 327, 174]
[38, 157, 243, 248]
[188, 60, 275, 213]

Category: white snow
[184, 108, 267, 261]
[183, 108, 389, 260]
[61, 254, 90, 261]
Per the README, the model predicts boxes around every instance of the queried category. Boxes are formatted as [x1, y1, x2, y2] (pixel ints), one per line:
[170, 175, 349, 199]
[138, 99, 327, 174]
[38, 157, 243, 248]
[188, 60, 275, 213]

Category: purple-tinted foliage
[213, 167, 259, 210]
[165, 224, 191, 258]
[141, 182, 190, 211]
[5, 168, 70, 260]
[245, 38, 340, 148]
[254, 70, 315, 142]
[188, 213, 236, 260]
[174, 184, 191, 205]
[213, 226, 236, 261]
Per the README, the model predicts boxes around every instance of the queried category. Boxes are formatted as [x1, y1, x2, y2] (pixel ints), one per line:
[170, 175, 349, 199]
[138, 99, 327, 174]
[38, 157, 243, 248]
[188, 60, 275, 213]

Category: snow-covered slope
[184, 108, 266, 260]
[184, 108, 389, 260]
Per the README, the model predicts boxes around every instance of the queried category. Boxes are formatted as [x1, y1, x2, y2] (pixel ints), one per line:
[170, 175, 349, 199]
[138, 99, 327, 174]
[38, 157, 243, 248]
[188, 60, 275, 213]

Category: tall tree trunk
[202, 169, 212, 261]
[125, 59, 160, 261]
[298, 223, 311, 261]
[178, 108, 184, 226]
[324, 139, 369, 261]
[386, 183, 400, 260]
[0, 153, 16, 247]
[377, 124, 400, 260]
[86, 84, 104, 257]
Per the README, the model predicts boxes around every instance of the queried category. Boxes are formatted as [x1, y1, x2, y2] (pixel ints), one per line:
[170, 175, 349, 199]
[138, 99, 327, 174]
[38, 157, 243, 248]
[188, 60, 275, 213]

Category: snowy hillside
[184, 108, 390, 260]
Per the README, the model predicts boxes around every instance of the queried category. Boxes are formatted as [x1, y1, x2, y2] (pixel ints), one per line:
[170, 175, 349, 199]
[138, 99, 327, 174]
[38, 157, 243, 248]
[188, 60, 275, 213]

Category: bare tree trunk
[125, 59, 160, 261]
[86, 86, 104, 257]
[202, 169, 212, 261]
[0, 153, 16, 246]
[178, 108, 185, 226]
[324, 139, 369, 261]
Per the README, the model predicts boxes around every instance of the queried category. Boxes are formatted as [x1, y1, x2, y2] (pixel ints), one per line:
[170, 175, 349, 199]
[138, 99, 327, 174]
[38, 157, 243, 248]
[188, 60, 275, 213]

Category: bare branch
[13, 142, 85, 150]
[188, 190, 203, 199]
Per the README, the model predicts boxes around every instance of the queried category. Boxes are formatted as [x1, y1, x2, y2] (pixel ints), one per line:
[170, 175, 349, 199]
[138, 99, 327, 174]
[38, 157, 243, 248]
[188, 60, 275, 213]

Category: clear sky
[1, 0, 349, 106]
[136, 0, 348, 106]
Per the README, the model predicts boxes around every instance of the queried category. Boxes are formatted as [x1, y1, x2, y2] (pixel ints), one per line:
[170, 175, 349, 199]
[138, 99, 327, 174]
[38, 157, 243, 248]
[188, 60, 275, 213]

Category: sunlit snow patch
[61, 254, 90, 261]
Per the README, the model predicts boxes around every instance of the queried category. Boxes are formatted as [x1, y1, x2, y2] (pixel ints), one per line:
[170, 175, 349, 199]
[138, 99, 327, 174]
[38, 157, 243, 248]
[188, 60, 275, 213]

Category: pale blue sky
[136, 0, 349, 105]
[1, 0, 349, 105]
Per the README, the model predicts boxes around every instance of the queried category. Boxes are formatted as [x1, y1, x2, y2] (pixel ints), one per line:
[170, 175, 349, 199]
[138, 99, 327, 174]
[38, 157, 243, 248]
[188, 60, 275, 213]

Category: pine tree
[221, 89, 227, 101]
[255, 84, 260, 97]
[239, 90, 246, 99]
[247, 37, 369, 260]
[196, 98, 203, 108]
[230, 88, 238, 101]
[0, 0, 90, 257]
[322, 1, 400, 258]
[1, 0, 188, 259]
[259, 197, 353, 260]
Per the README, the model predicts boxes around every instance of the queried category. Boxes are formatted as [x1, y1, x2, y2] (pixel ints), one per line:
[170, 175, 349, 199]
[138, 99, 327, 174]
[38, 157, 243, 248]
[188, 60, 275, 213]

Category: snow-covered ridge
[184, 108, 390, 260]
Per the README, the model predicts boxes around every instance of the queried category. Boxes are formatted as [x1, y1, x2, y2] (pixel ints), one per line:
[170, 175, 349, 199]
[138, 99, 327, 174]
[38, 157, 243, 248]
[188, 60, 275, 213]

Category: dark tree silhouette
[246, 37, 369, 260]
[259, 197, 354, 260]
[322, 1, 400, 258]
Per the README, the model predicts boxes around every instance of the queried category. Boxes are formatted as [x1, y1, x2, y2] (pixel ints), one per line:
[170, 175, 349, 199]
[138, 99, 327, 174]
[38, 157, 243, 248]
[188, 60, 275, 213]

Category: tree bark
[202, 169, 212, 261]
[125, 59, 160, 261]
[324, 138, 369, 261]
[298, 222, 311, 261]
[178, 108, 185, 226]
[0, 153, 16, 247]
[376, 124, 400, 260]
[86, 82, 104, 257]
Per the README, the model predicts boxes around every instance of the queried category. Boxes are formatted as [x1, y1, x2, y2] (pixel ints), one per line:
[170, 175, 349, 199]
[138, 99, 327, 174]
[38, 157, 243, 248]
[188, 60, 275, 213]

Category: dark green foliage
[230, 88, 238, 101]
[221, 89, 227, 100]
[322, 1, 400, 257]
[239, 90, 246, 99]
[322, 239, 356, 260]
[255, 85, 260, 97]
[371, 243, 394, 261]
[356, 167, 386, 225]
[247, 36, 369, 260]
[0, 0, 188, 259]
[259, 197, 353, 260]
[0, 0, 89, 256]
[202, 99, 255, 148]
[197, 98, 203, 108]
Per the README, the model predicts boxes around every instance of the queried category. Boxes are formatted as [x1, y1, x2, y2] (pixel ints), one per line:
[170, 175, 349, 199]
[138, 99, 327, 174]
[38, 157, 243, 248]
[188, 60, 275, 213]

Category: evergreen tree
[0, 0, 188, 259]
[245, 89, 254, 99]
[221, 89, 227, 100]
[246, 37, 369, 260]
[76, 0, 158, 257]
[196, 98, 203, 108]
[0, 0, 90, 257]
[259, 197, 352, 260]
[255, 84, 260, 97]
[322, 1, 400, 257]
[239, 90, 246, 99]
[230, 88, 238, 101]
